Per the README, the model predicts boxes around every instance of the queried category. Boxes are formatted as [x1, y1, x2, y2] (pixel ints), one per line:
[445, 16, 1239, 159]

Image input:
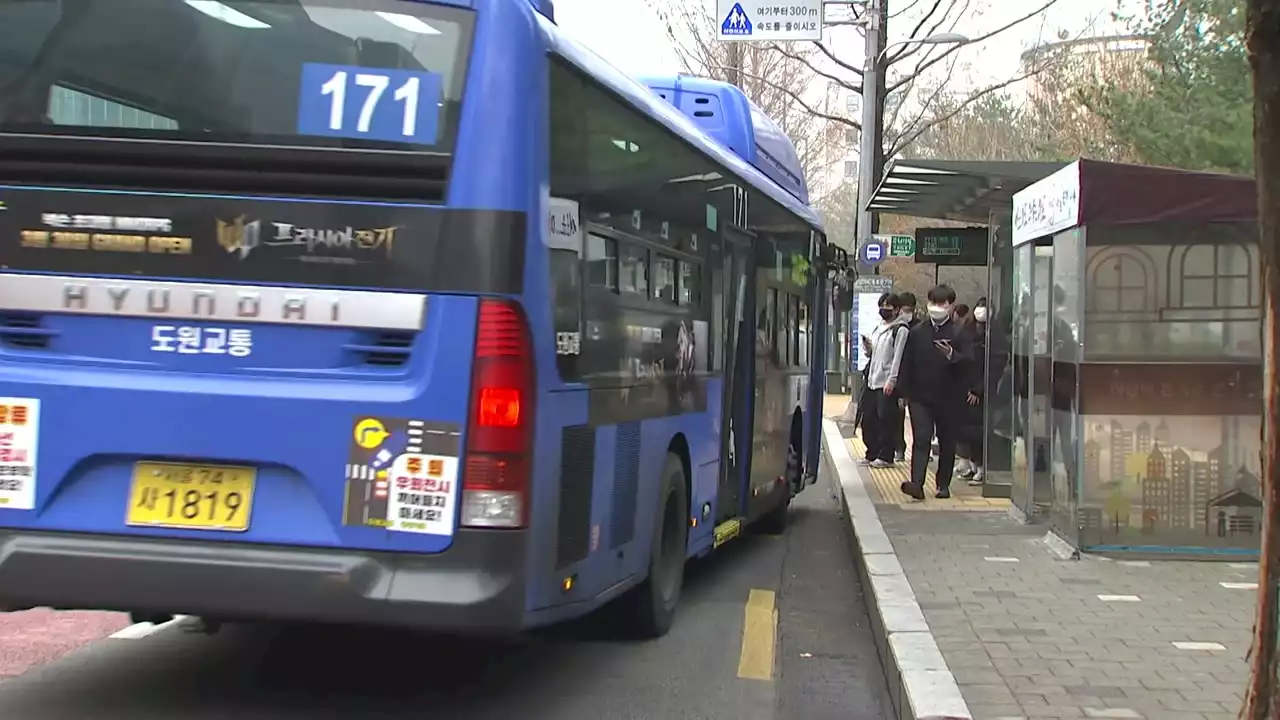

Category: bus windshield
[0, 0, 474, 152]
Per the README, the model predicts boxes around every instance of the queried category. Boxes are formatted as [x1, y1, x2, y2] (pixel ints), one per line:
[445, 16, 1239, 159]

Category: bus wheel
[619, 452, 688, 639]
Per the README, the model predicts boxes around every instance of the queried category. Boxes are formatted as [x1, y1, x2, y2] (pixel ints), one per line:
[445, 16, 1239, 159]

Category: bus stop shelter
[863, 158, 1067, 499]
[1008, 159, 1259, 556]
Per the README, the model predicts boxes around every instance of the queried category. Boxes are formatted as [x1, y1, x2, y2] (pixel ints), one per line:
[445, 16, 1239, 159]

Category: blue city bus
[0, 0, 842, 637]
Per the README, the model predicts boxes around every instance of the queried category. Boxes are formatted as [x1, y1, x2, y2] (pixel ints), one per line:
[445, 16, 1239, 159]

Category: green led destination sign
[912, 226, 989, 267]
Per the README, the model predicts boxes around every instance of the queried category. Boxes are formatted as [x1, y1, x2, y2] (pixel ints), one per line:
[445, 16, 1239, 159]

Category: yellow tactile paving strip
[846, 435, 1011, 512]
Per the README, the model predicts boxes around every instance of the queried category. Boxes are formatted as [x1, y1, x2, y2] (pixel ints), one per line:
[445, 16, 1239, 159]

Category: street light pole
[852, 0, 884, 259]
[853, 30, 971, 259]
[843, 21, 968, 415]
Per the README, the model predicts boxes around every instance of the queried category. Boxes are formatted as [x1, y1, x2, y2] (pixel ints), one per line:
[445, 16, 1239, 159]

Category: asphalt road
[0, 465, 892, 720]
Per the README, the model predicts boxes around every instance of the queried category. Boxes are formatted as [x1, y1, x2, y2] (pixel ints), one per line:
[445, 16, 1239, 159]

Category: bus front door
[716, 228, 755, 523]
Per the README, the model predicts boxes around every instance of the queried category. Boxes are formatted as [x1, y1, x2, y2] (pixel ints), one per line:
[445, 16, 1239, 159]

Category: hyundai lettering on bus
[0, 0, 842, 637]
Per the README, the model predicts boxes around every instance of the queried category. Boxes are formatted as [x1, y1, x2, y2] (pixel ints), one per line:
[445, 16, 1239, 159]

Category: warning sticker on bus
[0, 398, 39, 510]
[342, 416, 461, 535]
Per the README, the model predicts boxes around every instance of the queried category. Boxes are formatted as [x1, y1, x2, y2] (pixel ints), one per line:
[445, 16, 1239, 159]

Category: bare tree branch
[809, 40, 865, 79]
[883, 42, 951, 133]
[887, 0, 951, 64]
[644, 0, 855, 184]
[886, 51, 961, 143]
[887, 0, 927, 21]
[886, 61, 1056, 157]
[885, 0, 1063, 94]
[764, 42, 863, 93]
[887, 0, 970, 65]
[703, 62, 861, 131]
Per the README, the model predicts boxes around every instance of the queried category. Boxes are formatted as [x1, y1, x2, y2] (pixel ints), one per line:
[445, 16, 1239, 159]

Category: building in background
[1017, 34, 1149, 107]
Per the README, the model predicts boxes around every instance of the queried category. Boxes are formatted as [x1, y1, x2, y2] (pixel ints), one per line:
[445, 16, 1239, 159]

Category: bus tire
[619, 453, 688, 639]
[756, 494, 789, 534]
[757, 440, 800, 535]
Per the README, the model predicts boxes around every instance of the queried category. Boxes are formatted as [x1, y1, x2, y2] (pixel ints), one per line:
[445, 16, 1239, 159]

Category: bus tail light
[461, 298, 534, 529]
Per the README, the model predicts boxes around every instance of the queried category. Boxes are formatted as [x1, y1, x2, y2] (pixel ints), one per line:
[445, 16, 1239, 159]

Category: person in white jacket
[858, 293, 910, 468]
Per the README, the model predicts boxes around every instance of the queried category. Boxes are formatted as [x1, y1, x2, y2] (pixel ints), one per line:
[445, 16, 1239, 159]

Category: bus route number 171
[297, 63, 444, 146]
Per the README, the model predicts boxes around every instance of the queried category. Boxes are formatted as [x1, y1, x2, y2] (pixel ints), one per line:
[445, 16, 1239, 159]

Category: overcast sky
[553, 0, 1133, 87]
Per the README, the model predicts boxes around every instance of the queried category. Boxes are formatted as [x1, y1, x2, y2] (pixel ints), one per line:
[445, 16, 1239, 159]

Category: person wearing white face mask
[893, 285, 973, 500]
[959, 298, 989, 485]
[891, 292, 919, 462]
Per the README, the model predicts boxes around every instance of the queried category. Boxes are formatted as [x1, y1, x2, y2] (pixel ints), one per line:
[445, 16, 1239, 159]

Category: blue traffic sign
[721, 2, 753, 36]
[858, 240, 887, 266]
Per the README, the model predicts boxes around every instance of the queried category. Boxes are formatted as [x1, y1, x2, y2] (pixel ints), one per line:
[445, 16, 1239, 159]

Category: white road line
[1172, 641, 1226, 651]
[1221, 582, 1259, 590]
[110, 614, 190, 640]
[984, 556, 1020, 563]
[1084, 709, 1143, 719]
[1097, 594, 1141, 602]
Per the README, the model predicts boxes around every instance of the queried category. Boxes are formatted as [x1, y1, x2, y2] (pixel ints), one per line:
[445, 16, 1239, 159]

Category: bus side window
[781, 293, 792, 366]
[783, 292, 793, 366]
[549, 244, 582, 375]
[548, 59, 588, 381]
[586, 233, 618, 290]
[798, 299, 810, 366]
[653, 254, 677, 304]
[760, 288, 778, 366]
[620, 244, 649, 297]
[678, 260, 700, 307]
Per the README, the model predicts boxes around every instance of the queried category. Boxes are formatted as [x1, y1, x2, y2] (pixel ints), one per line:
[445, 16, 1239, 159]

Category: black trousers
[908, 399, 959, 491]
[968, 430, 985, 465]
[859, 388, 901, 463]
[960, 399, 985, 466]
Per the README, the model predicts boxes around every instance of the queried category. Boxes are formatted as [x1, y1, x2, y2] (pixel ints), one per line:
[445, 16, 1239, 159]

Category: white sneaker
[968, 467, 985, 486]
[870, 459, 894, 469]
[955, 458, 972, 475]
[894, 451, 906, 463]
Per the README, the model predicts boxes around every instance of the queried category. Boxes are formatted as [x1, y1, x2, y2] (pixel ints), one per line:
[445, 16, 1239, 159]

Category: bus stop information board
[912, 226, 989, 266]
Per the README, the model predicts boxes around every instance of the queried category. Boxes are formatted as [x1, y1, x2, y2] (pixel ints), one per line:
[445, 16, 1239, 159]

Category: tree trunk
[1243, 1, 1280, 718]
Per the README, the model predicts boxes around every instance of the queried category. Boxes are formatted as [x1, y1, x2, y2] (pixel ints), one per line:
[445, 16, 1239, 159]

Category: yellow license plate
[126, 462, 256, 532]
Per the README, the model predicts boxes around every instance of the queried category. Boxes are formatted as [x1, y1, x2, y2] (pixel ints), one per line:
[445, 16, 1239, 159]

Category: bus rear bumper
[0, 530, 529, 635]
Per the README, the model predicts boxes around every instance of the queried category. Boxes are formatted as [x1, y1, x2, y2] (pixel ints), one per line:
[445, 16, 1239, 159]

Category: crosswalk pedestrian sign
[721, 2, 752, 36]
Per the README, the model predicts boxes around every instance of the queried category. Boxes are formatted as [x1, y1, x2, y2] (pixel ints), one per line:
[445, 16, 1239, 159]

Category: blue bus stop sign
[858, 239, 887, 267]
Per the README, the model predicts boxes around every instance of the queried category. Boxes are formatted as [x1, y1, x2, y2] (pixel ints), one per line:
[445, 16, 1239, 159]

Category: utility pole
[837, 0, 885, 412]
[854, 0, 886, 258]
[1242, 0, 1280, 717]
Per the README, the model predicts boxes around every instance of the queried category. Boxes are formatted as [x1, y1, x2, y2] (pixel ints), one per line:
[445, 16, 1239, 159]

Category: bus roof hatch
[638, 74, 809, 206]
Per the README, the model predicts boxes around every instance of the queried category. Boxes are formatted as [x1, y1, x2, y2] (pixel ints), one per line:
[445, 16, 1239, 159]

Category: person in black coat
[959, 298, 988, 485]
[895, 284, 972, 500]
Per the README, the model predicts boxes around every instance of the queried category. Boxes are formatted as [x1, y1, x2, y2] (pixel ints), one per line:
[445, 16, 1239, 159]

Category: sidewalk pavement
[820, 406, 1254, 720]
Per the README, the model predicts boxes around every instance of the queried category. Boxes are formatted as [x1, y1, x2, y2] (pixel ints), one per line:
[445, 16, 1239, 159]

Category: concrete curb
[820, 419, 972, 720]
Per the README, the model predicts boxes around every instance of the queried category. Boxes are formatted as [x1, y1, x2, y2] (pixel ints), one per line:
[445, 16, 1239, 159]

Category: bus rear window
[0, 0, 473, 153]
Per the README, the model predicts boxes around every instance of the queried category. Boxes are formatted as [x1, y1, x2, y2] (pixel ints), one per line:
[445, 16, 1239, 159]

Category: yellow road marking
[737, 588, 777, 681]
